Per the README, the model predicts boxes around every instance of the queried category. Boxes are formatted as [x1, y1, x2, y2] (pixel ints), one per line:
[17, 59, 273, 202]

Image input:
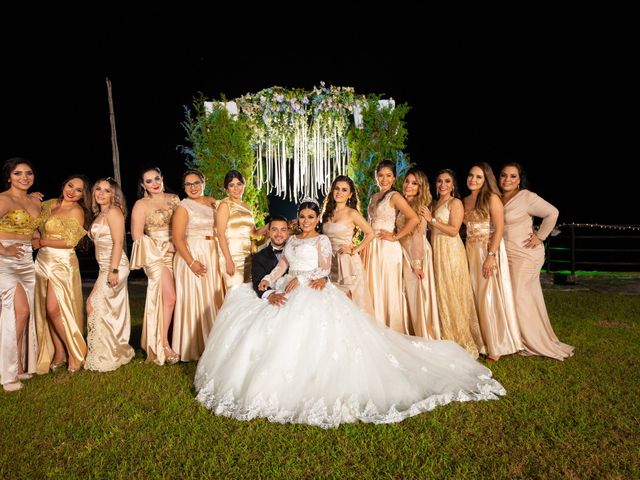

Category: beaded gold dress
[0, 209, 41, 385]
[322, 222, 374, 315]
[217, 199, 255, 289]
[464, 208, 522, 357]
[396, 213, 440, 340]
[85, 218, 135, 372]
[430, 199, 483, 358]
[35, 199, 87, 374]
[130, 194, 180, 365]
[363, 192, 408, 333]
[172, 198, 225, 362]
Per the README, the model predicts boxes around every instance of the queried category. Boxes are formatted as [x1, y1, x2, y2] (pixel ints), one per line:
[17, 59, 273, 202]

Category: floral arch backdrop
[181, 83, 411, 225]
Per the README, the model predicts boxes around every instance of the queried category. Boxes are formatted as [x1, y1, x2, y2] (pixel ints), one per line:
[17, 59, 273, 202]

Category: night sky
[1, 9, 633, 224]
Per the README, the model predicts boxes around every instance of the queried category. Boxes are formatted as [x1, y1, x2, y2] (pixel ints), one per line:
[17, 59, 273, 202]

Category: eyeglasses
[184, 180, 203, 188]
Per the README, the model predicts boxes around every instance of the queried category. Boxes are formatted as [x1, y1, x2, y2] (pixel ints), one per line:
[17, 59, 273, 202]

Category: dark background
[1, 8, 635, 225]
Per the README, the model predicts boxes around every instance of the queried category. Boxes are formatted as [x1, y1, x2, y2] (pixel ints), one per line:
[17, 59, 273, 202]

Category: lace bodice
[264, 234, 332, 284]
[145, 194, 180, 233]
[180, 198, 215, 238]
[464, 209, 493, 244]
[368, 191, 398, 231]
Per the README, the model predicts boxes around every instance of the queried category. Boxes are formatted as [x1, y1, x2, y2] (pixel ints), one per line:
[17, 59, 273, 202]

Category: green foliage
[347, 96, 412, 215]
[2, 287, 639, 478]
[181, 94, 269, 225]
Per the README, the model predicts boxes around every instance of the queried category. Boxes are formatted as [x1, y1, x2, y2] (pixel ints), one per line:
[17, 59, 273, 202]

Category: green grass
[2, 292, 639, 479]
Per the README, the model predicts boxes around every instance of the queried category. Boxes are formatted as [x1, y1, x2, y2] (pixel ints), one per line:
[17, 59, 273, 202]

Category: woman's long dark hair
[321, 175, 359, 223]
[2, 157, 35, 191]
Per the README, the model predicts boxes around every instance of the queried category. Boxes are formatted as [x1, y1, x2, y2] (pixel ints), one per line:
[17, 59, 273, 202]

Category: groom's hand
[267, 292, 287, 306]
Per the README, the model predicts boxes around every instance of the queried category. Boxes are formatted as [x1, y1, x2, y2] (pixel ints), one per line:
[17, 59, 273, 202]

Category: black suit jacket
[251, 245, 284, 297]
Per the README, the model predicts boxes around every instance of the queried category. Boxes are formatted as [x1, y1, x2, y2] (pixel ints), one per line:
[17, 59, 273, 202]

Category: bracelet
[110, 267, 119, 274]
[189, 259, 197, 268]
[487, 251, 496, 257]
[411, 259, 423, 269]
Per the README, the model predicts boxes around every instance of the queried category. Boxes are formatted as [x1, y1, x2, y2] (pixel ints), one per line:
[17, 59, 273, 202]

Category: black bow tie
[272, 247, 283, 253]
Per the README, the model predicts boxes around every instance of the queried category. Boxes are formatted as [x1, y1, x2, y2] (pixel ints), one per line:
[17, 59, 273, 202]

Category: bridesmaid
[499, 162, 574, 360]
[34, 174, 91, 374]
[463, 162, 522, 360]
[0, 158, 41, 391]
[215, 170, 266, 290]
[321, 175, 374, 315]
[130, 167, 180, 365]
[85, 178, 135, 372]
[172, 170, 224, 362]
[362, 160, 419, 333]
[398, 168, 440, 339]
[421, 169, 483, 358]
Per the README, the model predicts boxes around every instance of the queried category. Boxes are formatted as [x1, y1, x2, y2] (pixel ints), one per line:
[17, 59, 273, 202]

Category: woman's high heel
[163, 345, 179, 365]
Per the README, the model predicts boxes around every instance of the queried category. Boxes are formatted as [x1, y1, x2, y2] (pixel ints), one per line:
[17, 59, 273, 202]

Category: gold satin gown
[172, 198, 225, 362]
[464, 209, 522, 357]
[130, 194, 179, 365]
[35, 199, 88, 374]
[0, 210, 41, 385]
[503, 190, 574, 360]
[322, 222, 374, 316]
[363, 192, 409, 333]
[85, 219, 135, 371]
[396, 214, 441, 340]
[217, 199, 255, 289]
[431, 199, 483, 358]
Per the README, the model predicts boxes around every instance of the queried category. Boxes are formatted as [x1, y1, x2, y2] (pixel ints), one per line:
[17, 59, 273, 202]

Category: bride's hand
[258, 279, 270, 291]
[284, 277, 299, 293]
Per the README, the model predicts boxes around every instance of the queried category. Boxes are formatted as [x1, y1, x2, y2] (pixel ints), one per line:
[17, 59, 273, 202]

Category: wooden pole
[106, 77, 121, 185]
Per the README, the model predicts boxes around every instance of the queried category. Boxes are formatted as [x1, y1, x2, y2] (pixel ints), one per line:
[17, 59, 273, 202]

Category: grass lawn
[1, 291, 638, 479]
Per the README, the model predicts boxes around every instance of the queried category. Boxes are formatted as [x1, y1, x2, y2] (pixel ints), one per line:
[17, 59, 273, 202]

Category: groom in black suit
[251, 215, 290, 305]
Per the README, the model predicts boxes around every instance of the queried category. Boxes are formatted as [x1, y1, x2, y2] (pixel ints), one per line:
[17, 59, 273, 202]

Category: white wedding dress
[194, 234, 505, 428]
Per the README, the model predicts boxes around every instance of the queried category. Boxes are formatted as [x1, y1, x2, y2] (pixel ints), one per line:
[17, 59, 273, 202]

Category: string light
[556, 223, 640, 232]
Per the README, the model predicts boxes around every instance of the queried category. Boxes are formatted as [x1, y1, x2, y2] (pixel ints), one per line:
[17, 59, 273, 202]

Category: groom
[251, 215, 290, 306]
[252, 214, 327, 306]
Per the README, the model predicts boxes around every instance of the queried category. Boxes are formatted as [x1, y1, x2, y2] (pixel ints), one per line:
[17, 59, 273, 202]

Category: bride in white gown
[194, 200, 505, 428]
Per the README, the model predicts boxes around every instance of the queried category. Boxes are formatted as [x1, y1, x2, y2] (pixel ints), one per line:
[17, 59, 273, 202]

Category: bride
[194, 199, 505, 428]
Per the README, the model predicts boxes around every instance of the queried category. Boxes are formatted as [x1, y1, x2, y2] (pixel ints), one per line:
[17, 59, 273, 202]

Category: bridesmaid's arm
[350, 208, 374, 255]
[408, 218, 427, 279]
[215, 201, 235, 277]
[40, 207, 85, 248]
[106, 208, 125, 286]
[130, 200, 146, 242]
[431, 199, 464, 237]
[379, 193, 418, 241]
[172, 206, 194, 266]
[528, 192, 559, 241]
[482, 194, 504, 278]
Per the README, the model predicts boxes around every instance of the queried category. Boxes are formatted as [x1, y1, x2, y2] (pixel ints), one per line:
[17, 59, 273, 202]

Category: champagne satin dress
[217, 199, 255, 289]
[172, 198, 225, 362]
[130, 194, 179, 365]
[396, 213, 440, 340]
[35, 199, 88, 374]
[503, 190, 574, 360]
[0, 210, 41, 385]
[363, 192, 408, 333]
[322, 222, 374, 316]
[431, 199, 483, 358]
[85, 219, 135, 371]
[464, 209, 522, 357]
